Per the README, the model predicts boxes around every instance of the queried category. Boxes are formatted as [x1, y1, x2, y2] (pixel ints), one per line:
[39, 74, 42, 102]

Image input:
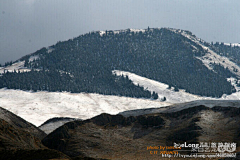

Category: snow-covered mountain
[1, 27, 240, 128]
[1, 27, 239, 98]
[2, 28, 239, 77]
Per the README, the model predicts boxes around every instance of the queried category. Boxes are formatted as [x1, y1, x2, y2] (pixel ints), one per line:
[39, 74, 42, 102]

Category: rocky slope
[0, 106, 46, 139]
[0, 107, 72, 159]
[42, 100, 240, 160]
[0, 118, 45, 150]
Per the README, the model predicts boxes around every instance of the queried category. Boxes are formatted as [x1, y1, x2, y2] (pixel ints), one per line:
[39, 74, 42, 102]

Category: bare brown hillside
[42, 105, 240, 160]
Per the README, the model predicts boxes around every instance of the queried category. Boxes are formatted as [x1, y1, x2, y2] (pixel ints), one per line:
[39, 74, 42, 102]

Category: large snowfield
[0, 88, 170, 126]
[1, 70, 240, 127]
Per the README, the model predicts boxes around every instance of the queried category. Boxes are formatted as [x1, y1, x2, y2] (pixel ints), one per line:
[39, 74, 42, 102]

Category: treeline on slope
[0, 28, 236, 97]
[211, 63, 237, 78]
[209, 42, 240, 68]
[0, 69, 156, 99]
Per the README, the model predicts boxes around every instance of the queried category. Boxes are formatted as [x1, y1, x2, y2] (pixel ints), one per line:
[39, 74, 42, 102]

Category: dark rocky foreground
[1, 100, 240, 159]
[0, 106, 71, 159]
[0, 106, 103, 159]
[0, 149, 71, 160]
[42, 102, 240, 160]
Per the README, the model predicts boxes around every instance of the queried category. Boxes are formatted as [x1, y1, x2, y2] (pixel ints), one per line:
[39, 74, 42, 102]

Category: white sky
[1, 0, 240, 65]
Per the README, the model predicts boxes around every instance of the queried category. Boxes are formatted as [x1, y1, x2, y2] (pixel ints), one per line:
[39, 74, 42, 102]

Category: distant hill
[1, 27, 240, 97]
[39, 117, 79, 134]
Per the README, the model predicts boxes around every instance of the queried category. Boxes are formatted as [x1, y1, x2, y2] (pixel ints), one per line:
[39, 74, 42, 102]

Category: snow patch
[0, 61, 31, 74]
[47, 47, 54, 53]
[227, 77, 240, 92]
[29, 55, 39, 62]
[39, 118, 77, 134]
[99, 28, 147, 36]
[129, 28, 146, 33]
[224, 43, 240, 47]
[99, 31, 105, 36]
[191, 44, 198, 51]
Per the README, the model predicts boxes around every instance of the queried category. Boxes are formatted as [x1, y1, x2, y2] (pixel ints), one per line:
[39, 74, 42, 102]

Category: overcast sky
[1, 0, 240, 65]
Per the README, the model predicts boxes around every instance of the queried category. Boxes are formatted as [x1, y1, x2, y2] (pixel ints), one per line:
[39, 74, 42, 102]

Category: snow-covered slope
[1, 69, 240, 127]
[114, 70, 240, 100]
[113, 70, 213, 103]
[0, 88, 170, 126]
[0, 56, 39, 74]
[0, 61, 30, 74]
[169, 28, 240, 77]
